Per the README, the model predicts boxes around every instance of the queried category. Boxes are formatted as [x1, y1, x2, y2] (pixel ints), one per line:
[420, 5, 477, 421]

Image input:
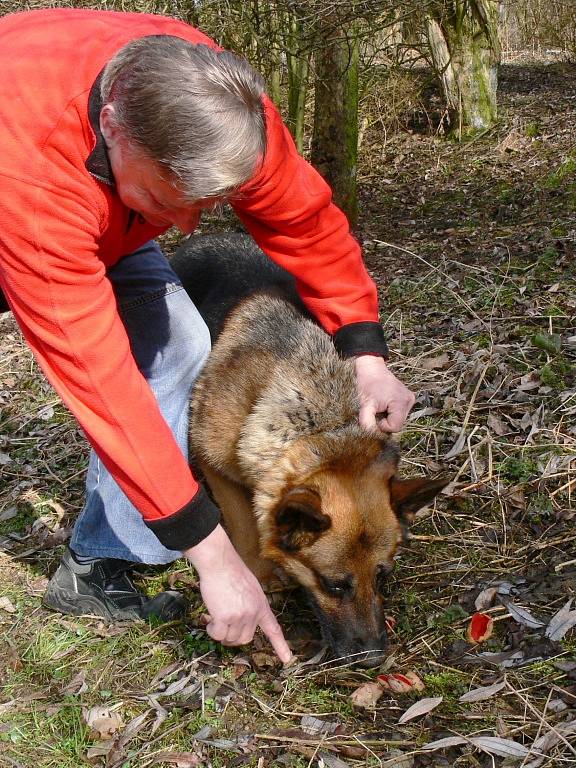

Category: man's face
[100, 106, 220, 234]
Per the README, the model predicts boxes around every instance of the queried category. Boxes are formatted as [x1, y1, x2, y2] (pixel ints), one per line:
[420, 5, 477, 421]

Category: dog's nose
[341, 630, 388, 667]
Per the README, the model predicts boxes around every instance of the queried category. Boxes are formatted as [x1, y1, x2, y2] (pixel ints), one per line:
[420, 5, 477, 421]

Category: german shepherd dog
[172, 233, 448, 665]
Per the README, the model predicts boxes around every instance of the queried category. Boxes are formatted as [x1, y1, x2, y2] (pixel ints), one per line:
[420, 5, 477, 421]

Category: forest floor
[1, 60, 575, 768]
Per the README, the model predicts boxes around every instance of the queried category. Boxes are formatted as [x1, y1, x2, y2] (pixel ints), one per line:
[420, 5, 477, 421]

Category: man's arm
[184, 525, 292, 663]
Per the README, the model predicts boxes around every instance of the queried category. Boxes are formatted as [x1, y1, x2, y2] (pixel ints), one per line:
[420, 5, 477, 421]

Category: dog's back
[170, 232, 309, 340]
[172, 232, 361, 486]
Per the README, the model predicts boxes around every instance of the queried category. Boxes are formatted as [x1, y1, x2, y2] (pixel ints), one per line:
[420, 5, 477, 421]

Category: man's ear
[275, 488, 331, 552]
[99, 104, 122, 149]
[390, 475, 452, 530]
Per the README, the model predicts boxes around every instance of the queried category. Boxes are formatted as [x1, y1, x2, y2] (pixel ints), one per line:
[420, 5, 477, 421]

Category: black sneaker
[43, 548, 187, 622]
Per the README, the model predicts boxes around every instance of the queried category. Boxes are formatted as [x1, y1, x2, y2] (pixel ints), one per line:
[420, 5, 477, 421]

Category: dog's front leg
[198, 461, 276, 586]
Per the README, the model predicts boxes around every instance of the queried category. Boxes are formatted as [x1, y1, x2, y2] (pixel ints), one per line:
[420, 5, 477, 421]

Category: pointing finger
[259, 610, 293, 664]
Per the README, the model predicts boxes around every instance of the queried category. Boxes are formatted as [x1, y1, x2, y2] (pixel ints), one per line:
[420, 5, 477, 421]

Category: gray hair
[101, 36, 266, 200]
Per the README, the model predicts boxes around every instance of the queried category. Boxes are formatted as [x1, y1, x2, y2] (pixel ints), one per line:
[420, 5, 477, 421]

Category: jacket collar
[85, 71, 115, 187]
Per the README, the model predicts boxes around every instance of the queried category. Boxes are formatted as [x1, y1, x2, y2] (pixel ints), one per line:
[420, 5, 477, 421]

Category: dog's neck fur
[235, 308, 391, 520]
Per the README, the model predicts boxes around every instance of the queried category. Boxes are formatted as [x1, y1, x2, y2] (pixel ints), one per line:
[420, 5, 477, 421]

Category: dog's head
[262, 441, 450, 667]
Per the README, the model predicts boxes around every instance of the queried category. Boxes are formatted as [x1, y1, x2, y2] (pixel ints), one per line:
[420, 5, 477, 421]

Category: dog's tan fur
[187, 278, 447, 663]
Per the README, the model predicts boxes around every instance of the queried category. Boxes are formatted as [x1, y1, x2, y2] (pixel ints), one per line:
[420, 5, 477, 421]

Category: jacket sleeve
[0, 177, 219, 550]
[231, 96, 388, 359]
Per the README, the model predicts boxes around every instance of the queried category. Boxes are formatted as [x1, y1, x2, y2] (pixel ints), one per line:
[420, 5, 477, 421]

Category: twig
[254, 733, 416, 748]
[505, 679, 576, 759]
[373, 239, 486, 324]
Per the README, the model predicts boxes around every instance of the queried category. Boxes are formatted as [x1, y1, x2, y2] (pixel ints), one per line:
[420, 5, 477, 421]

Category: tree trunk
[427, 0, 501, 138]
[311, 17, 359, 226]
[267, 0, 283, 107]
[286, 12, 311, 153]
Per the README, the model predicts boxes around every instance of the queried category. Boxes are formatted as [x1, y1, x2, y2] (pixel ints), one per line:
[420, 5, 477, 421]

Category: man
[0, 8, 415, 663]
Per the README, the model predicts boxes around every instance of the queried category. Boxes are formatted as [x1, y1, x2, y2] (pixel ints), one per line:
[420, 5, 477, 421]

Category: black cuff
[333, 321, 389, 359]
[145, 485, 221, 551]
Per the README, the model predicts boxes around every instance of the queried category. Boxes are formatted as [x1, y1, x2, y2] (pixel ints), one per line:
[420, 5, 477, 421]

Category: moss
[497, 185, 520, 205]
[540, 361, 571, 390]
[544, 153, 576, 189]
[526, 493, 555, 525]
[428, 604, 468, 629]
[499, 456, 538, 483]
[423, 670, 467, 698]
[550, 222, 568, 237]
[0, 506, 36, 536]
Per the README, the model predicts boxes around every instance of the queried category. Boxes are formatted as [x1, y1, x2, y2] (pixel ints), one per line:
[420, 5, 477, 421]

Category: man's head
[99, 36, 266, 230]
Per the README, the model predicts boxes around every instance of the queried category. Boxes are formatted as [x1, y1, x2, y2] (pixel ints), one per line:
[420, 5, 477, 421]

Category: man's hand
[183, 525, 293, 664]
[354, 354, 415, 433]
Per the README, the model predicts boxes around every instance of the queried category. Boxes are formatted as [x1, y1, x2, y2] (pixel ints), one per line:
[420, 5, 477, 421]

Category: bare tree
[425, 0, 501, 137]
[310, 9, 361, 224]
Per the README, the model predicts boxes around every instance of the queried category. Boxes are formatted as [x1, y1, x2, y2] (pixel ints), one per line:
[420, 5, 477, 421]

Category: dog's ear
[390, 475, 451, 533]
[275, 488, 331, 551]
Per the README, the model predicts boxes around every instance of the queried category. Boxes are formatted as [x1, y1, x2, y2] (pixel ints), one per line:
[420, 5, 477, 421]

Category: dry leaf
[524, 720, 576, 768]
[317, 751, 352, 768]
[469, 736, 529, 758]
[161, 671, 195, 697]
[152, 751, 203, 767]
[83, 706, 123, 739]
[398, 696, 443, 723]
[504, 487, 526, 511]
[300, 715, 341, 736]
[86, 740, 114, 759]
[148, 661, 182, 690]
[467, 613, 494, 643]
[487, 413, 508, 436]
[251, 651, 277, 670]
[545, 599, 576, 641]
[0, 596, 17, 613]
[475, 586, 499, 611]
[459, 680, 506, 703]
[547, 698, 568, 713]
[0, 506, 18, 522]
[116, 710, 150, 747]
[350, 680, 385, 709]
[421, 735, 468, 751]
[477, 650, 524, 668]
[150, 700, 169, 736]
[6, 647, 23, 673]
[503, 601, 545, 629]
[408, 406, 440, 421]
[421, 352, 450, 371]
[63, 670, 88, 696]
[422, 734, 530, 760]
[231, 662, 250, 680]
[379, 750, 415, 768]
[444, 432, 467, 460]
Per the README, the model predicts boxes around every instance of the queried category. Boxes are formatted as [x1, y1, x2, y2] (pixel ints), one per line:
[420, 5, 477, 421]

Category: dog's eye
[321, 576, 353, 598]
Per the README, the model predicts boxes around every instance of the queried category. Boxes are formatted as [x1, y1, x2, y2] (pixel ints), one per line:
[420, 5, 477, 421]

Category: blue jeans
[70, 241, 211, 564]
